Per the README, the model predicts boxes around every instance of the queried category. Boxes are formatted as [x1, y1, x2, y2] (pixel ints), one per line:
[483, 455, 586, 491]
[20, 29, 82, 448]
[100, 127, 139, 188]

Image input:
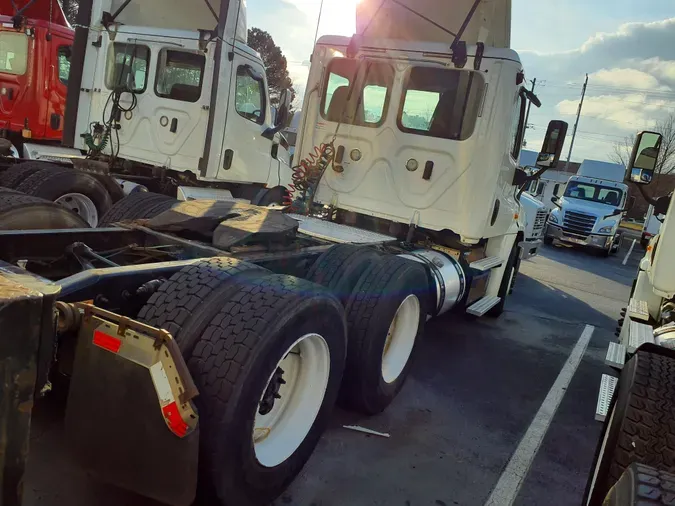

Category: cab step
[466, 296, 501, 316]
[628, 298, 649, 322]
[627, 319, 655, 354]
[595, 374, 618, 422]
[470, 256, 503, 272]
[605, 342, 626, 369]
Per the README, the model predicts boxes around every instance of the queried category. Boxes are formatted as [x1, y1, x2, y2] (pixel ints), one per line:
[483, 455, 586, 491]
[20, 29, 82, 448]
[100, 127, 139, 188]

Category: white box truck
[545, 159, 634, 256]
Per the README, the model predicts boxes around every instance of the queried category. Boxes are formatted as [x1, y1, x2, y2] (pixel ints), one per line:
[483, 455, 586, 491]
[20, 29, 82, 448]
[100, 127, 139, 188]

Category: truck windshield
[0, 32, 28, 76]
[564, 181, 624, 206]
[321, 58, 394, 127]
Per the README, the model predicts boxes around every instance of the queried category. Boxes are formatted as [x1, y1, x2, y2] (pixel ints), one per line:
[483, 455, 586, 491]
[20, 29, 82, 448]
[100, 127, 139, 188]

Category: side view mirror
[550, 195, 561, 208]
[627, 131, 662, 185]
[537, 120, 569, 169]
[262, 88, 292, 140]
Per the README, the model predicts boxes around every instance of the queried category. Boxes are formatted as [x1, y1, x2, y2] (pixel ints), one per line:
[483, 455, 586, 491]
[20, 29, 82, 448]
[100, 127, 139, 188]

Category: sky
[247, 0, 675, 163]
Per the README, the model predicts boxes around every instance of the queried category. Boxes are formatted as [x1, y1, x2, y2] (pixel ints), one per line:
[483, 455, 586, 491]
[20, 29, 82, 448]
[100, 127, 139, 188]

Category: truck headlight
[548, 213, 559, 224]
[598, 225, 614, 234]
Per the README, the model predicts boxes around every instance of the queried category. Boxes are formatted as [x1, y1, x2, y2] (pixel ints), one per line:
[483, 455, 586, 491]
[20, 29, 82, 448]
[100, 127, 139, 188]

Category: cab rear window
[321, 58, 394, 127]
[0, 32, 28, 76]
[398, 67, 485, 140]
[105, 43, 150, 93]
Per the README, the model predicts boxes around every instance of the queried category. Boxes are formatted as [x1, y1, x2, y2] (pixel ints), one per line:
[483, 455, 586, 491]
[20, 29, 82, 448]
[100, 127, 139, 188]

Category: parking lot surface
[23, 243, 642, 506]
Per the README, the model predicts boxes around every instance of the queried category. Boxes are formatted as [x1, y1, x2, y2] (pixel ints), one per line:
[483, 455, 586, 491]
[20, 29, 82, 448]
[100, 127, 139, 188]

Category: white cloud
[589, 68, 666, 90]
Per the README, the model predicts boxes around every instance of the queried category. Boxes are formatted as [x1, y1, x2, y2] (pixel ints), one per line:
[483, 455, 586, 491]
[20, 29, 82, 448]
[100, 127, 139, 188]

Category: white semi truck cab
[545, 160, 632, 256]
[44, 0, 291, 205]
[292, 0, 566, 316]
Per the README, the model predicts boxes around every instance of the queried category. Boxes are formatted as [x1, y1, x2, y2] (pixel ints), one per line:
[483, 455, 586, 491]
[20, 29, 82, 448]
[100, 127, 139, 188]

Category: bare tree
[610, 112, 675, 174]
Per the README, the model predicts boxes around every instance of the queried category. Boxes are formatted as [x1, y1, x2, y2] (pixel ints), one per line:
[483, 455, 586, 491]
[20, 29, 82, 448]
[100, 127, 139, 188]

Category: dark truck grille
[532, 209, 548, 237]
[563, 210, 597, 238]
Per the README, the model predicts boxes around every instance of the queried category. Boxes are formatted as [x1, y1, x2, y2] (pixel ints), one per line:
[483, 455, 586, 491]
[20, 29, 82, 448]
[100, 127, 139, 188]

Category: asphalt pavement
[22, 241, 643, 506]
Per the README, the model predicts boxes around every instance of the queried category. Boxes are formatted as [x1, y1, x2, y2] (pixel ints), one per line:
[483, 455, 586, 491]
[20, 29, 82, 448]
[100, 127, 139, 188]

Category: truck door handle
[170, 118, 178, 133]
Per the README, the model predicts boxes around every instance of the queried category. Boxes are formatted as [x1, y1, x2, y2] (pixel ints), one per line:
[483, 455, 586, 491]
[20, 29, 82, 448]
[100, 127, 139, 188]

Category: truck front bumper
[520, 238, 543, 260]
[545, 223, 613, 250]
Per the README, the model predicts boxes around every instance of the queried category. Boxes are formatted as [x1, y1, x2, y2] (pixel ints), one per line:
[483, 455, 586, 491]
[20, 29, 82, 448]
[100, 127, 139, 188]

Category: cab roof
[316, 35, 521, 65]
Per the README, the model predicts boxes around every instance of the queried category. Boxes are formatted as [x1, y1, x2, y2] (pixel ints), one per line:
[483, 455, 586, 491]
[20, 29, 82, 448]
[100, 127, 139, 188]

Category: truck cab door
[45, 37, 72, 140]
[216, 50, 274, 185]
[85, 30, 215, 173]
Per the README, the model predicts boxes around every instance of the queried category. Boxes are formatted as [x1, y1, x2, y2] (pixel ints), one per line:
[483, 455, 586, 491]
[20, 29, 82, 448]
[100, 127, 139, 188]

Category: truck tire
[137, 257, 267, 355]
[488, 241, 519, 317]
[340, 255, 428, 415]
[187, 273, 347, 506]
[15, 167, 113, 227]
[585, 349, 675, 506]
[0, 161, 57, 189]
[0, 192, 89, 229]
[603, 463, 675, 506]
[306, 244, 381, 305]
[98, 192, 177, 226]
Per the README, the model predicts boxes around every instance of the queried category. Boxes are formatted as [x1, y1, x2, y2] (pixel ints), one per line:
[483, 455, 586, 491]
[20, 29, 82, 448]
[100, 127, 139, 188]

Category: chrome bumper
[545, 223, 613, 250]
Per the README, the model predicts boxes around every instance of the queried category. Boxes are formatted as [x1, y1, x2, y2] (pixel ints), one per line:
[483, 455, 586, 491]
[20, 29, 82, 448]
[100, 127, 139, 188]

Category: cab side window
[155, 49, 206, 103]
[57, 46, 71, 85]
[510, 93, 526, 159]
[235, 65, 265, 125]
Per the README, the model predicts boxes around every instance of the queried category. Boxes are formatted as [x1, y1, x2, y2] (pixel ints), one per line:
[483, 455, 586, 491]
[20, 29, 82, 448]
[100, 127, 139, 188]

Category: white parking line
[484, 324, 595, 506]
[622, 239, 636, 266]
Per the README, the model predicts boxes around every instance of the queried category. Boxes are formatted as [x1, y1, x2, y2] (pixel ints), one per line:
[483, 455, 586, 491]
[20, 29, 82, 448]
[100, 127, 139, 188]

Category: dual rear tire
[137, 247, 429, 504]
[138, 259, 347, 506]
[0, 162, 119, 227]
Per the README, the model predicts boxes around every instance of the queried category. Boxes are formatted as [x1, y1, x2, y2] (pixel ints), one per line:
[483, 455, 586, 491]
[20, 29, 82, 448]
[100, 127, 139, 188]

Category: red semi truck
[0, 0, 73, 153]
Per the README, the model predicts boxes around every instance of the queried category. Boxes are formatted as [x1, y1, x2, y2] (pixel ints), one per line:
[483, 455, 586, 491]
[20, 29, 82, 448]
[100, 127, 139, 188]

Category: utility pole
[524, 78, 536, 129]
[564, 73, 589, 172]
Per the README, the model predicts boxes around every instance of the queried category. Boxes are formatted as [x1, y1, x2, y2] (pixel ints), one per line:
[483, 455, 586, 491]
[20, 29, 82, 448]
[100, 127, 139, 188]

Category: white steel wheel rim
[55, 192, 99, 227]
[382, 294, 420, 384]
[253, 333, 330, 468]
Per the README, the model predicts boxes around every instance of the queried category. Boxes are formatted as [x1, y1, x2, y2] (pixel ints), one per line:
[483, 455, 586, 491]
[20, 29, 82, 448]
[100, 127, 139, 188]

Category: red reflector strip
[162, 401, 189, 438]
[93, 330, 122, 353]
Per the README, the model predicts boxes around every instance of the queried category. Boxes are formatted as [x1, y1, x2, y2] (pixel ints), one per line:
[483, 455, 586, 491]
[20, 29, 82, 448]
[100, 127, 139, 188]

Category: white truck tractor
[545, 160, 634, 256]
[0, 0, 293, 226]
[584, 131, 675, 505]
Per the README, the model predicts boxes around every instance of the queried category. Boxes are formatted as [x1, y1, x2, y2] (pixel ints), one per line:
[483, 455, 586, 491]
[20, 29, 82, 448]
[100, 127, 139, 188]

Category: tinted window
[58, 46, 71, 85]
[398, 67, 484, 140]
[0, 32, 28, 76]
[105, 43, 150, 92]
[235, 65, 265, 125]
[155, 49, 205, 103]
[321, 58, 394, 127]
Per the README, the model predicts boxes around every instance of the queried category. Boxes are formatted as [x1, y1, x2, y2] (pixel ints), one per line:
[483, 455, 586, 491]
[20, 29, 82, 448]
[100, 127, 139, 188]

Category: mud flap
[65, 304, 199, 506]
